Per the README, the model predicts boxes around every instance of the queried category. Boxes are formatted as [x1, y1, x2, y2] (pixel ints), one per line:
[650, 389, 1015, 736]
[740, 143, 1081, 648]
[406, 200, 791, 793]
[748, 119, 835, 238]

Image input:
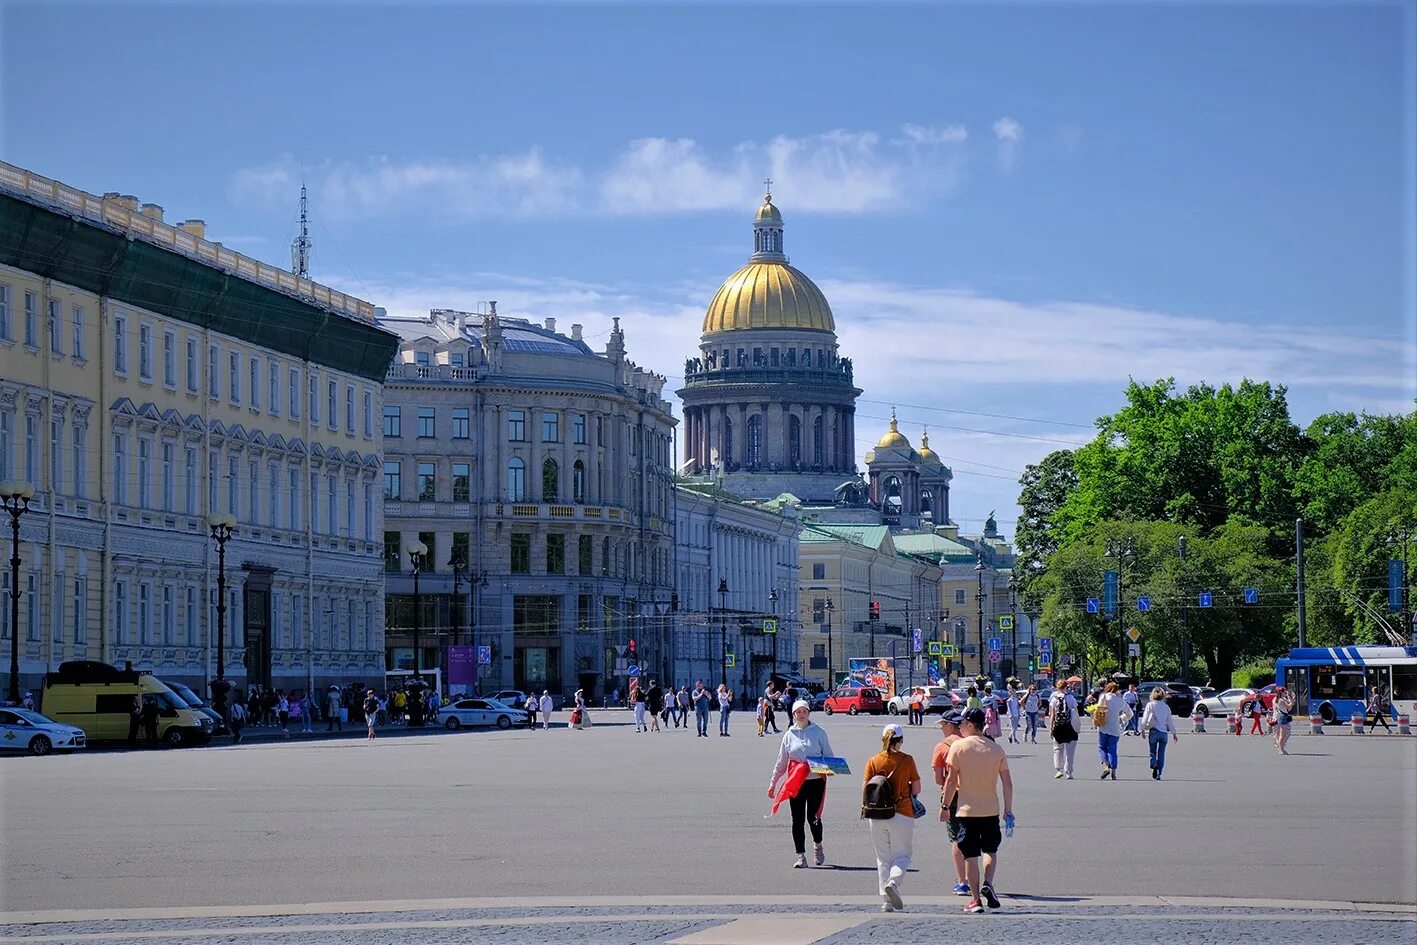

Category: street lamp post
[825, 598, 835, 689]
[769, 587, 779, 679]
[717, 577, 728, 691]
[1105, 537, 1137, 673]
[206, 513, 237, 713]
[1, 480, 35, 705]
[1008, 576, 1018, 680]
[406, 540, 428, 682]
[1178, 535, 1191, 684]
[974, 555, 987, 677]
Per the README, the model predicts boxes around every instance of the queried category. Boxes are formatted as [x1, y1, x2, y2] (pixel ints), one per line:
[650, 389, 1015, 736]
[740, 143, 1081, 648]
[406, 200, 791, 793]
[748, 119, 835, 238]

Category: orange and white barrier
[1350, 713, 1365, 734]
[1227, 714, 1242, 735]
[1308, 714, 1323, 735]
[1398, 714, 1411, 736]
[1191, 712, 1206, 733]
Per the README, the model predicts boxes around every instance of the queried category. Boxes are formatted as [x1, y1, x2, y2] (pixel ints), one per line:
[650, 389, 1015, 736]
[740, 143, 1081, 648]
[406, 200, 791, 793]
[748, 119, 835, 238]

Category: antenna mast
[291, 183, 312, 278]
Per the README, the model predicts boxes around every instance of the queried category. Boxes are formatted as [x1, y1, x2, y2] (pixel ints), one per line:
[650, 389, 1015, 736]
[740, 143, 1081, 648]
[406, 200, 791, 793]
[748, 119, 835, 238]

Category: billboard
[847, 657, 897, 700]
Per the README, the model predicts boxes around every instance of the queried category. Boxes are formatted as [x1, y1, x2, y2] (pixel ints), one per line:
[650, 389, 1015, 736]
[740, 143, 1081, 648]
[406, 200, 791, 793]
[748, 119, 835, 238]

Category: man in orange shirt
[942, 707, 1014, 914]
[931, 711, 970, 896]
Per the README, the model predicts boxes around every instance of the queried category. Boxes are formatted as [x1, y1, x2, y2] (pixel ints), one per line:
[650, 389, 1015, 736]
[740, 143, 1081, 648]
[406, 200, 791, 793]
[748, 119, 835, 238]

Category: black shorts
[955, 815, 1002, 858]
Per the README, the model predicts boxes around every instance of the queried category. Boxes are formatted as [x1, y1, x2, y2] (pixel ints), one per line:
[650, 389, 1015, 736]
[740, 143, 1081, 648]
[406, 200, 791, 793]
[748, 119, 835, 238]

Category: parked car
[823, 686, 884, 716]
[887, 685, 958, 715]
[1191, 686, 1217, 701]
[1136, 681, 1197, 716]
[490, 690, 533, 709]
[1192, 687, 1255, 718]
[441, 697, 529, 730]
[1250, 683, 1284, 712]
[0, 708, 86, 755]
[164, 681, 229, 736]
[810, 691, 830, 712]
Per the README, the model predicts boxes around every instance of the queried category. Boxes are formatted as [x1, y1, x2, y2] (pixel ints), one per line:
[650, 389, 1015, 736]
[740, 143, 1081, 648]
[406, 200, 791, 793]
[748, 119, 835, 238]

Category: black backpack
[861, 766, 898, 820]
[1050, 696, 1076, 740]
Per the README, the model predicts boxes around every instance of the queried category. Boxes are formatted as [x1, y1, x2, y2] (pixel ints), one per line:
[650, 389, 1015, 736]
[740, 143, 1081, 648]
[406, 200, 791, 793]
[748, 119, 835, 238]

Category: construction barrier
[1399, 714, 1411, 736]
[1227, 713, 1241, 735]
[1350, 713, 1365, 734]
[1191, 712, 1206, 733]
[1309, 714, 1323, 735]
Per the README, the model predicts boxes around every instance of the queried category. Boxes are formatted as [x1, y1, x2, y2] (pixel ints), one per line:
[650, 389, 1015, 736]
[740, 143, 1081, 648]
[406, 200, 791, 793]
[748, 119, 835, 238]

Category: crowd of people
[225, 683, 444, 742]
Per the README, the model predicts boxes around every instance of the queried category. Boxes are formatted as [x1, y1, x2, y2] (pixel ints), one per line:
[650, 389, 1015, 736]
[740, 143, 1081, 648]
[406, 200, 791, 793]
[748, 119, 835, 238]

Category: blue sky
[4, 2, 1414, 533]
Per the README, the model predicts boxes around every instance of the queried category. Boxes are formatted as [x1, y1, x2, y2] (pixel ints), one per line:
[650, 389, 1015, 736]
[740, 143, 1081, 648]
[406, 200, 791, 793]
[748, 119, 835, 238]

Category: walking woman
[767, 700, 835, 869]
[1248, 696, 1266, 735]
[1272, 686, 1296, 754]
[1094, 681, 1130, 779]
[1023, 686, 1040, 744]
[717, 684, 733, 736]
[1049, 679, 1078, 779]
[861, 723, 922, 912]
[1140, 687, 1179, 779]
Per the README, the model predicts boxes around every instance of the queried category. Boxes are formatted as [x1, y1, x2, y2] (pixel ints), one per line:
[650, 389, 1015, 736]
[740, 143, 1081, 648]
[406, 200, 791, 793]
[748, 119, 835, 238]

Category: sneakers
[952, 882, 971, 896]
[792, 854, 807, 869]
[981, 884, 1001, 909]
[1054, 771, 1065, 779]
[965, 899, 985, 914]
[814, 843, 826, 867]
[1152, 769, 1161, 780]
[881, 902, 896, 913]
[1100, 767, 1110, 780]
[883, 880, 904, 911]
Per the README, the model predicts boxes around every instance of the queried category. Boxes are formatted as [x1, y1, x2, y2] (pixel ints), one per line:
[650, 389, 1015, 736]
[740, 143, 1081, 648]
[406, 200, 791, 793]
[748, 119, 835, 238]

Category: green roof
[891, 532, 976, 561]
[0, 191, 398, 381]
[800, 523, 891, 550]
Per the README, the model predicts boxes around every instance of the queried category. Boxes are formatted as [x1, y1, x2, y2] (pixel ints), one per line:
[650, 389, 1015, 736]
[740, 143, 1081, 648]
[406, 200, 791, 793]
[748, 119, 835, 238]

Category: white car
[441, 697, 529, 730]
[1192, 687, 1255, 718]
[0, 708, 86, 755]
[887, 685, 958, 715]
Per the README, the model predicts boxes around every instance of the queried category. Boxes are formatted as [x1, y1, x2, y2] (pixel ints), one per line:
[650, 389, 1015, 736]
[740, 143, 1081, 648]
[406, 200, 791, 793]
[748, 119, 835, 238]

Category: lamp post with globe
[206, 513, 238, 715]
[1, 479, 36, 705]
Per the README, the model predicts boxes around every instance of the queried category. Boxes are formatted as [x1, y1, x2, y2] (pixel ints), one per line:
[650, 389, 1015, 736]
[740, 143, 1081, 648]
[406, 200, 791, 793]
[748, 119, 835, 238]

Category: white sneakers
[814, 843, 826, 866]
[792, 854, 807, 869]
[883, 880, 904, 911]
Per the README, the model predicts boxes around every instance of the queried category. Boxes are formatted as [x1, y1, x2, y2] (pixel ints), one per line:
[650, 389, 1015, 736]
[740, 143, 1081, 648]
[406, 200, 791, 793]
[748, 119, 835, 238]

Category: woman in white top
[1140, 687, 1179, 779]
[1022, 687, 1041, 744]
[1094, 682, 1131, 780]
[1006, 691, 1022, 744]
[1048, 680, 1079, 779]
[768, 700, 836, 868]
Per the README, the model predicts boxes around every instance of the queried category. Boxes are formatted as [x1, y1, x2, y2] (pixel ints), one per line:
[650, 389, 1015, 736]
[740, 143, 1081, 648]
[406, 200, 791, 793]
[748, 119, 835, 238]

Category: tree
[1325, 488, 1417, 644]
[1014, 450, 1076, 607]
[1295, 411, 1417, 533]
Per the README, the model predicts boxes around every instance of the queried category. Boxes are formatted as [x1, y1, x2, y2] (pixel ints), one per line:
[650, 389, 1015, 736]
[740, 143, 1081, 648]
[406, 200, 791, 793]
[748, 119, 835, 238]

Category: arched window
[542, 458, 559, 502]
[507, 457, 525, 502]
[921, 488, 933, 519]
[572, 460, 586, 503]
[813, 415, 824, 465]
[746, 414, 763, 468]
[788, 415, 802, 467]
[883, 475, 903, 518]
[722, 416, 733, 465]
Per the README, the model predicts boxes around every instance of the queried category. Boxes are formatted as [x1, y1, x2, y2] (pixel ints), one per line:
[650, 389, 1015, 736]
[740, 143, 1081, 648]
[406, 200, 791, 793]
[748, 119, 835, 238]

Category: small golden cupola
[917, 427, 943, 466]
[876, 408, 912, 450]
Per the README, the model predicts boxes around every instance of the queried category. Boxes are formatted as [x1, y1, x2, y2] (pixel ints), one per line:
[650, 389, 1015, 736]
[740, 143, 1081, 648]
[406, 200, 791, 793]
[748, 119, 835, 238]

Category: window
[184, 448, 196, 515]
[326, 380, 337, 429]
[208, 345, 218, 398]
[185, 337, 197, 391]
[507, 457, 525, 501]
[418, 531, 436, 568]
[268, 464, 279, 526]
[418, 407, 435, 438]
[954, 589, 966, 605]
[138, 324, 152, 379]
[510, 534, 531, 573]
[309, 374, 320, 424]
[290, 368, 301, 418]
[113, 314, 127, 373]
[229, 350, 240, 402]
[541, 458, 558, 502]
[112, 434, 127, 505]
[601, 537, 610, 575]
[507, 410, 525, 441]
[137, 438, 152, 509]
[0, 284, 9, 340]
[451, 531, 470, 567]
[362, 390, 372, 438]
[1392, 666, 1417, 702]
[542, 412, 559, 443]
[72, 424, 86, 498]
[327, 476, 337, 533]
[452, 462, 470, 502]
[138, 583, 151, 644]
[292, 593, 305, 647]
[184, 586, 197, 647]
[249, 358, 260, 409]
[746, 414, 763, 466]
[345, 480, 354, 537]
[383, 461, 401, 499]
[812, 563, 826, 580]
[75, 575, 88, 644]
[24, 415, 35, 484]
[415, 351, 431, 367]
[23, 291, 37, 347]
[48, 298, 62, 354]
[51, 556, 64, 642]
[345, 385, 354, 432]
[812, 598, 826, 625]
[573, 413, 586, 444]
[72, 305, 85, 359]
[49, 418, 62, 494]
[383, 406, 401, 437]
[546, 534, 565, 574]
[578, 535, 593, 574]
[451, 351, 464, 367]
[452, 408, 470, 439]
[113, 581, 128, 644]
[208, 452, 217, 514]
[228, 457, 239, 514]
[162, 330, 176, 386]
[248, 461, 259, 522]
[384, 531, 402, 572]
[161, 442, 174, 511]
[572, 460, 586, 503]
[309, 471, 318, 527]
[270, 361, 280, 415]
[417, 461, 436, 501]
[289, 468, 301, 530]
[162, 585, 175, 645]
[363, 484, 373, 541]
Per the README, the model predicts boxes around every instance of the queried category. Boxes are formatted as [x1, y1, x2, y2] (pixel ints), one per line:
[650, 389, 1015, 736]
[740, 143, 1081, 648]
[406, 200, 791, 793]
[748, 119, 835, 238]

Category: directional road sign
[1128, 643, 1141, 658]
[1137, 595, 1152, 613]
[1086, 597, 1100, 614]
[912, 628, 923, 653]
[988, 636, 1003, 652]
[476, 645, 492, 666]
[1243, 588, 1259, 605]
[1199, 592, 1213, 608]
[627, 664, 640, 678]
[1039, 636, 1053, 653]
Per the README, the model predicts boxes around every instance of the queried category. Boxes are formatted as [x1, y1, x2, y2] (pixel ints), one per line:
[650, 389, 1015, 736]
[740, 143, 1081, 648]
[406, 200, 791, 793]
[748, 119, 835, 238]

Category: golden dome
[918, 428, 942, 465]
[755, 195, 782, 223]
[702, 261, 835, 333]
[876, 410, 911, 449]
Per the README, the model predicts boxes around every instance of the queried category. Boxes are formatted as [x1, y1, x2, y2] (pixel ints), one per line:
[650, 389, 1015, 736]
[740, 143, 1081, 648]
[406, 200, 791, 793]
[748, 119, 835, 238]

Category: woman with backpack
[861, 723, 922, 912]
[1048, 679, 1079, 779]
[767, 700, 836, 869]
[1093, 681, 1131, 779]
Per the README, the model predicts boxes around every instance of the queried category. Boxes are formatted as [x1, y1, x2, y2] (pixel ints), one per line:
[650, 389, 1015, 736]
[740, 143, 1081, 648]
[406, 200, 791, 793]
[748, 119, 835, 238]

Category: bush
[1231, 663, 1275, 689]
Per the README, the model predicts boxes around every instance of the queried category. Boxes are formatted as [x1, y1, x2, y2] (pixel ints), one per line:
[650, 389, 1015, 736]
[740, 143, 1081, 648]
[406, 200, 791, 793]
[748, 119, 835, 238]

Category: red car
[1250, 684, 1284, 712]
[823, 687, 884, 716]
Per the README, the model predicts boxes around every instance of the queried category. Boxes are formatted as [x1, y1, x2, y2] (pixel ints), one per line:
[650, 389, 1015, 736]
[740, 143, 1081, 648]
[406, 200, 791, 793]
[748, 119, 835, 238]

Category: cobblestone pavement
[0, 897, 1412, 945]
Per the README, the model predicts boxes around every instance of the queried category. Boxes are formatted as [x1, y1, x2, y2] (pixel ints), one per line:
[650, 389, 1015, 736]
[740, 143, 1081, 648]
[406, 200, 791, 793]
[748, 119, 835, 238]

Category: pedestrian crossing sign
[999, 615, 1014, 630]
[928, 641, 943, 656]
[725, 653, 736, 668]
[762, 618, 778, 634]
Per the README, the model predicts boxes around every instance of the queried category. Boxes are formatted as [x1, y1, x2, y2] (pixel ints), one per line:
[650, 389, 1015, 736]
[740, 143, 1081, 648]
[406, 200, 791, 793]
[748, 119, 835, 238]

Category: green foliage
[1294, 411, 1417, 533]
[1325, 488, 1417, 644]
[1231, 663, 1275, 689]
[1014, 450, 1076, 606]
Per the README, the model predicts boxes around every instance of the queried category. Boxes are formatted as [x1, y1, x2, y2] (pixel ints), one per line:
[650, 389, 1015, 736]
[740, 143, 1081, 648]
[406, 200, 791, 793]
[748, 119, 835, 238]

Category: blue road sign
[1039, 636, 1053, 653]
[912, 628, 923, 653]
[627, 664, 640, 677]
[1103, 570, 1118, 619]
[1137, 595, 1152, 613]
[988, 636, 1003, 652]
[1243, 587, 1259, 605]
[1086, 597, 1100, 614]
[476, 645, 492, 666]
[1198, 592, 1213, 608]
[1389, 559, 1404, 612]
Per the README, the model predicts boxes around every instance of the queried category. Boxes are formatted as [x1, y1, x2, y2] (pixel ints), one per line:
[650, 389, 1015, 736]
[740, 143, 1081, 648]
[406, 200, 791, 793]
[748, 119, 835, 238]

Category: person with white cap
[767, 699, 836, 868]
[861, 722, 922, 912]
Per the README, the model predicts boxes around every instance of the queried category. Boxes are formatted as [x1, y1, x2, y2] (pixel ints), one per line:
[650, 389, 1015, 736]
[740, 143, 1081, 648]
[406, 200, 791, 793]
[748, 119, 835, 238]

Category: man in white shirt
[538, 691, 554, 730]
[1123, 684, 1140, 735]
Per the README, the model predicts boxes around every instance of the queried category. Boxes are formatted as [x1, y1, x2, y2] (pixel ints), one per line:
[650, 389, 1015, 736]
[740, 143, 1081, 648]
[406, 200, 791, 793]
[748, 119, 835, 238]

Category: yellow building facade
[0, 162, 398, 698]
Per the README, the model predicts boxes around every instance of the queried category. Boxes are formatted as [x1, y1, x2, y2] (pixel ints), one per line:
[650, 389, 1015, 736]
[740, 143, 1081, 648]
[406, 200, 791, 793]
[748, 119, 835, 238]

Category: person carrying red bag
[767, 700, 836, 869]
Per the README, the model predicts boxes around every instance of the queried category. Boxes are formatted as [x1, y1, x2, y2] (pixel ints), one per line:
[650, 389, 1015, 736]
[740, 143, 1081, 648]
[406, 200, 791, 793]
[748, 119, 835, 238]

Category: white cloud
[993, 117, 1024, 172]
[900, 123, 968, 145]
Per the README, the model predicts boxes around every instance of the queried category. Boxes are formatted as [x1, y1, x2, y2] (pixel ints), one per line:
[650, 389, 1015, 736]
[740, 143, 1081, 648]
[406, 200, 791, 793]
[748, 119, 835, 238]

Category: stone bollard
[1399, 714, 1411, 736]
[1350, 713, 1365, 734]
[1191, 712, 1206, 733]
[1309, 714, 1323, 735]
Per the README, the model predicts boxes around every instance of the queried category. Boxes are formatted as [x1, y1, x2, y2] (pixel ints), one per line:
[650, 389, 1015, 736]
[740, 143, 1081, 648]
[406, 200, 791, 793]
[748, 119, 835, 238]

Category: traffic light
[628, 639, 636, 655]
[869, 601, 881, 621]
[1028, 657, 1036, 672]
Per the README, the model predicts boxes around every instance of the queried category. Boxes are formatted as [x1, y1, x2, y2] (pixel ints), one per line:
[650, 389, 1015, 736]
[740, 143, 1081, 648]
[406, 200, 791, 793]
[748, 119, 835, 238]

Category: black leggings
[789, 777, 826, 854]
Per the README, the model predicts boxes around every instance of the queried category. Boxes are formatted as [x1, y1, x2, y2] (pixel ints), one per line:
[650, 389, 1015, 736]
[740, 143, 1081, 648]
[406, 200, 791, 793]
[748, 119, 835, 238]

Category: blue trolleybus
[1274, 646, 1417, 725]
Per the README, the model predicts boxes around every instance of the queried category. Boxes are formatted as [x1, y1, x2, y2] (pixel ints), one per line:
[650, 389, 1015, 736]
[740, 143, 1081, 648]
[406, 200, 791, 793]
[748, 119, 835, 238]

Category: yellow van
[41, 661, 214, 747]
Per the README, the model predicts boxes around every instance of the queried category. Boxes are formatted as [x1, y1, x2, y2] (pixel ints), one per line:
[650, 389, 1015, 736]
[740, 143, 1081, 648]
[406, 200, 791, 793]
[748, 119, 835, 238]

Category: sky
[3, 2, 1414, 536]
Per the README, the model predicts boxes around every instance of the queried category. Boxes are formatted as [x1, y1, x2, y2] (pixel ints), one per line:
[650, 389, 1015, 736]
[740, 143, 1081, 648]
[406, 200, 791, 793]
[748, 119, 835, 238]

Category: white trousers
[869, 814, 914, 897]
[1052, 740, 1077, 775]
[634, 703, 646, 727]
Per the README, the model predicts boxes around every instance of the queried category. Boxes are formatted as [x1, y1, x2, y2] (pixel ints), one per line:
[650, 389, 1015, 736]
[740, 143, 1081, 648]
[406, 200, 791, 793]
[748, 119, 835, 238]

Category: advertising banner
[448, 645, 478, 693]
[847, 657, 897, 700]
